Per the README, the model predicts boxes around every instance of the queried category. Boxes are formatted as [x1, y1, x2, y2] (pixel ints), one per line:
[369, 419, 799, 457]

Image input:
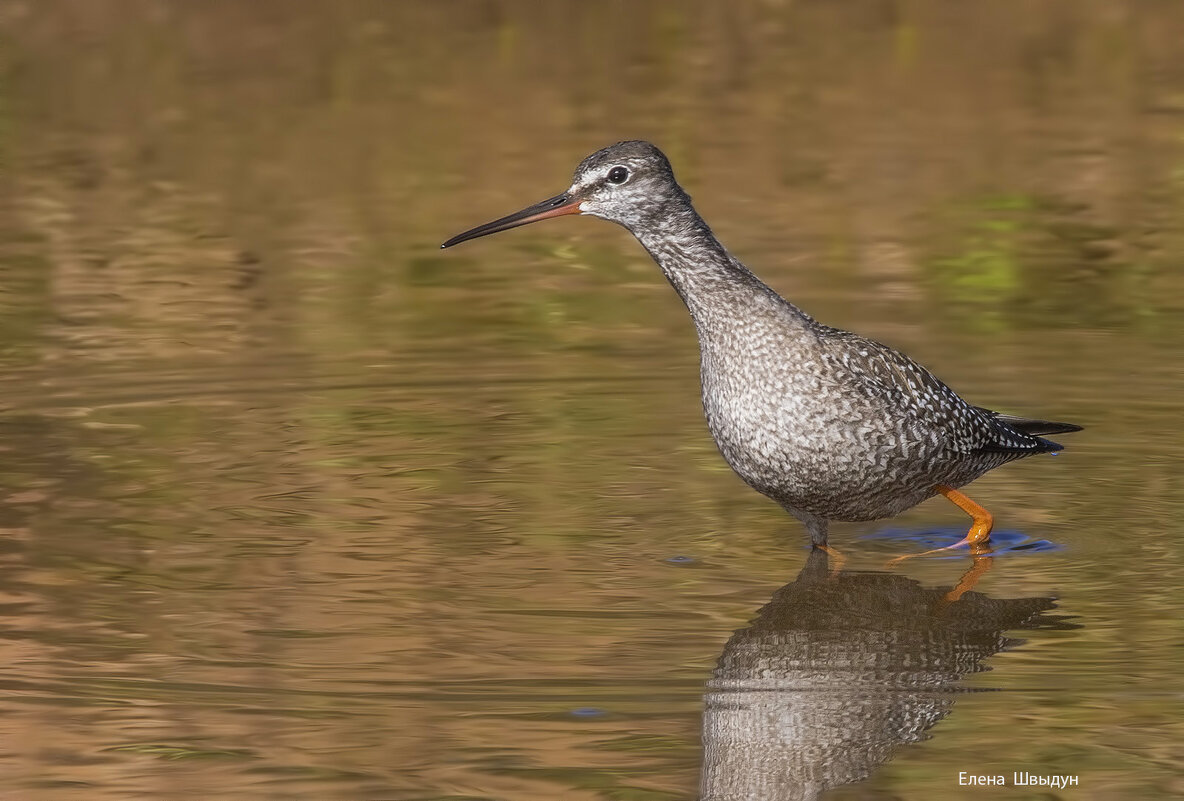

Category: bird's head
[441, 140, 681, 248]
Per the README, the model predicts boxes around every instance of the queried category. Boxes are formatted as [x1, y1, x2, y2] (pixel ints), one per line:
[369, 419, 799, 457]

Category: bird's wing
[816, 329, 1052, 455]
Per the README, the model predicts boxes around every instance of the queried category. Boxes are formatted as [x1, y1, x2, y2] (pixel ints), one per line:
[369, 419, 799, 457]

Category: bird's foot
[887, 485, 994, 568]
[884, 534, 978, 568]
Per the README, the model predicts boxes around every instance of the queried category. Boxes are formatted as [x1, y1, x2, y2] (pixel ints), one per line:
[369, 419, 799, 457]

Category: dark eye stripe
[607, 166, 629, 184]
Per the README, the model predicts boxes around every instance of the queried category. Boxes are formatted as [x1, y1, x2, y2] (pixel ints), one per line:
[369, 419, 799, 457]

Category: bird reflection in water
[700, 549, 1069, 800]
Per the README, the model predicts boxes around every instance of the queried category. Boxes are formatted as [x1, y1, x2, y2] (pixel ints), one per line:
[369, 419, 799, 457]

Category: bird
[441, 140, 1081, 554]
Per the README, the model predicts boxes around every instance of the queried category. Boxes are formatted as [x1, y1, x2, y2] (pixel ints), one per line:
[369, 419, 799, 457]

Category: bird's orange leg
[935, 485, 994, 548]
[886, 485, 994, 566]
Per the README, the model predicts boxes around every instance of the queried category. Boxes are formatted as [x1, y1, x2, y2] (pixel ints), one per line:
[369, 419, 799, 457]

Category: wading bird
[442, 141, 1080, 555]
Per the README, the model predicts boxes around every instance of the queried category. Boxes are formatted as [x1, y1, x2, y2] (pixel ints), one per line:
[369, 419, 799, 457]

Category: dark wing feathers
[976, 410, 1083, 437]
[974, 409, 1082, 454]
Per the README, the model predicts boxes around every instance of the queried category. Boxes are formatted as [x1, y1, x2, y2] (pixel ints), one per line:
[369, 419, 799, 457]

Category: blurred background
[0, 1, 1182, 799]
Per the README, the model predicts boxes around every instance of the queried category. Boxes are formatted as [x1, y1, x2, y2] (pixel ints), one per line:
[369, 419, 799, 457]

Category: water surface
[1, 3, 1183, 799]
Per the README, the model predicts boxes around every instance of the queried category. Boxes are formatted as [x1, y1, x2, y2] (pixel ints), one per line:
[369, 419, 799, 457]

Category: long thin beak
[441, 193, 582, 249]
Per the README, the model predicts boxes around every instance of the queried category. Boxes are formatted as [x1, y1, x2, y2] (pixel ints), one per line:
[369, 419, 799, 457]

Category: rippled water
[2, 3, 1183, 799]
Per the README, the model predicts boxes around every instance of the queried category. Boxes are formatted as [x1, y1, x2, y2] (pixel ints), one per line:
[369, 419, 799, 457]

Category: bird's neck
[629, 198, 791, 325]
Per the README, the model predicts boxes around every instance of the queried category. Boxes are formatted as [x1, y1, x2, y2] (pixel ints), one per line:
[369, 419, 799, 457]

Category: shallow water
[1, 3, 1184, 799]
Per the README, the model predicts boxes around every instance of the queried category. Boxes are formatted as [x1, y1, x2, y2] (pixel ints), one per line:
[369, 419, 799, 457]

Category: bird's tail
[992, 414, 1083, 438]
[976, 410, 1083, 454]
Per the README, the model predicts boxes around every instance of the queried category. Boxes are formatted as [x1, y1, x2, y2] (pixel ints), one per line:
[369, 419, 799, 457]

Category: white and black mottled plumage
[443, 140, 1082, 546]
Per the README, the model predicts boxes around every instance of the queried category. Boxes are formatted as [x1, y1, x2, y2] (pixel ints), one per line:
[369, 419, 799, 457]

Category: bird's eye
[606, 166, 630, 184]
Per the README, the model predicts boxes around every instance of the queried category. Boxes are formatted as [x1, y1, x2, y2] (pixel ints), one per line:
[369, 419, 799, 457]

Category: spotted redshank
[442, 141, 1081, 554]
